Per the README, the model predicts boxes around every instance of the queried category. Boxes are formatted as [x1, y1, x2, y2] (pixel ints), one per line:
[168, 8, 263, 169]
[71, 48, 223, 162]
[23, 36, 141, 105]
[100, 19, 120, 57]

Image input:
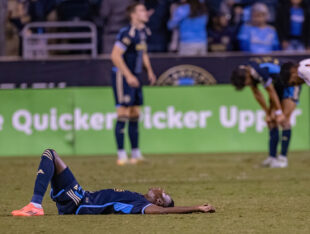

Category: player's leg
[112, 69, 131, 165]
[115, 106, 130, 165]
[272, 98, 296, 168]
[262, 118, 279, 167]
[12, 149, 67, 216]
[262, 98, 279, 167]
[128, 86, 145, 164]
[271, 85, 300, 168]
[128, 105, 144, 163]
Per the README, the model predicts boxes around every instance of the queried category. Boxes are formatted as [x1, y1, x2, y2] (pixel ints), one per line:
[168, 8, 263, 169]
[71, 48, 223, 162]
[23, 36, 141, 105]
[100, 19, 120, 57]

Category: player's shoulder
[118, 25, 131, 36]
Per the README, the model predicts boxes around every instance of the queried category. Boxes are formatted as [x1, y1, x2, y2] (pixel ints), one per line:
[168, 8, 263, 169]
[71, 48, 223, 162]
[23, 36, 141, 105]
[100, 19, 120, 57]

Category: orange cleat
[12, 203, 44, 216]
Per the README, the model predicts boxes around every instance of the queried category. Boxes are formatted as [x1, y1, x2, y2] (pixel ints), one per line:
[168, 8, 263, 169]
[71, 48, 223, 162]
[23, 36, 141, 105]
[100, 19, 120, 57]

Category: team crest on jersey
[157, 65, 217, 86]
[122, 37, 131, 46]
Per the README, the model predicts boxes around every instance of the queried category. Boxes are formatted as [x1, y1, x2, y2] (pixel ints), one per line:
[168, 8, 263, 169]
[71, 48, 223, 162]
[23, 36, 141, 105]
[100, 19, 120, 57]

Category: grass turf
[0, 152, 310, 234]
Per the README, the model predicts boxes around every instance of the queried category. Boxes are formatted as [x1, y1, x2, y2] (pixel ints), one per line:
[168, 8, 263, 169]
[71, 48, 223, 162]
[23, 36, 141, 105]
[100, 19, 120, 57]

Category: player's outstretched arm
[144, 204, 215, 214]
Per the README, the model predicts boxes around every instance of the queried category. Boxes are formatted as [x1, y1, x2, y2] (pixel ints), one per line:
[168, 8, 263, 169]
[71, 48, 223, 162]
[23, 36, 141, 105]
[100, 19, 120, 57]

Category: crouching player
[12, 149, 215, 216]
[231, 57, 301, 168]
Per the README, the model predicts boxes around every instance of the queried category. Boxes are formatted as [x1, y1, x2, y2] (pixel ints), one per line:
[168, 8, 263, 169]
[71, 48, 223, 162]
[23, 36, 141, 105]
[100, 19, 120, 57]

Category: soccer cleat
[130, 156, 146, 165]
[12, 203, 44, 216]
[116, 158, 129, 166]
[261, 157, 276, 167]
[270, 155, 288, 168]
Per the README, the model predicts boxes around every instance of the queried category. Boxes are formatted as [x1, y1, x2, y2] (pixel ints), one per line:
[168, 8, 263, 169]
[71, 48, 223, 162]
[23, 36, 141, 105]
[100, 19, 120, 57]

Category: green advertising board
[0, 85, 309, 156]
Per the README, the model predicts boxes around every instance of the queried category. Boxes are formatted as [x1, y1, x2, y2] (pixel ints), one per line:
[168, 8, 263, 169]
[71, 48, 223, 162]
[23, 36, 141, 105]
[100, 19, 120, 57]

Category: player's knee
[129, 116, 139, 122]
[117, 106, 130, 117]
[117, 115, 129, 122]
[281, 119, 291, 129]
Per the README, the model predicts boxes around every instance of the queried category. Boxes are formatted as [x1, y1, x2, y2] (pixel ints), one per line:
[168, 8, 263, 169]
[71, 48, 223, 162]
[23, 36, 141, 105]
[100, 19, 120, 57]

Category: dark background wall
[0, 53, 309, 88]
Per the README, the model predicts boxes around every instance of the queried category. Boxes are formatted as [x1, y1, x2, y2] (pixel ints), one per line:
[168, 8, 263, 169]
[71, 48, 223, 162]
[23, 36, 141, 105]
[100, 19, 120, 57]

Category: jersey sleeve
[249, 61, 273, 88]
[115, 28, 132, 52]
[129, 199, 152, 214]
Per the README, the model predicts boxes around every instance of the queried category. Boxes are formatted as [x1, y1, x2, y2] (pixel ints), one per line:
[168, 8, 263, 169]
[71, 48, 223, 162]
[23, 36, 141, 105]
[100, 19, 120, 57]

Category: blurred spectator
[100, 0, 135, 54]
[0, 0, 7, 56]
[57, 0, 91, 21]
[8, 0, 31, 55]
[208, 12, 235, 52]
[220, 0, 244, 25]
[168, 0, 208, 55]
[276, 0, 310, 51]
[237, 2, 279, 53]
[145, 0, 172, 52]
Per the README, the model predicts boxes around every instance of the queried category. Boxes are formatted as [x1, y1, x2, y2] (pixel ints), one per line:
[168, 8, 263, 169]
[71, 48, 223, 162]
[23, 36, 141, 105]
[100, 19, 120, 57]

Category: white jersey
[298, 59, 310, 86]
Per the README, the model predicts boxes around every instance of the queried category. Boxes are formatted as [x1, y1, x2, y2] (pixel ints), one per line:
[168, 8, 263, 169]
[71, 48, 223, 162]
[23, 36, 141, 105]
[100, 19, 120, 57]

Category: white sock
[117, 150, 128, 160]
[31, 202, 42, 209]
[131, 148, 142, 159]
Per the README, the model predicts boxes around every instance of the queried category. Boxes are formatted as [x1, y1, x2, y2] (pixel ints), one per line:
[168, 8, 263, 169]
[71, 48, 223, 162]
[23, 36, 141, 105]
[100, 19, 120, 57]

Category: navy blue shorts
[50, 168, 85, 215]
[111, 68, 143, 107]
[274, 80, 302, 104]
[283, 86, 302, 104]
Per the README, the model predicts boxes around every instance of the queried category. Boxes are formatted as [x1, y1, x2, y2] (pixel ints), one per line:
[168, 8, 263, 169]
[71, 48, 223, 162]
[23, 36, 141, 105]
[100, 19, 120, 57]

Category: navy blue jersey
[248, 57, 281, 88]
[50, 168, 151, 215]
[114, 25, 151, 75]
[76, 189, 151, 215]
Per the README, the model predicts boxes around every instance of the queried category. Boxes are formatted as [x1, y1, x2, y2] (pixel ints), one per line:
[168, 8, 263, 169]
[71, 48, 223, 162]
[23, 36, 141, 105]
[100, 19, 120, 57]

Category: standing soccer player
[231, 57, 302, 168]
[111, 3, 156, 165]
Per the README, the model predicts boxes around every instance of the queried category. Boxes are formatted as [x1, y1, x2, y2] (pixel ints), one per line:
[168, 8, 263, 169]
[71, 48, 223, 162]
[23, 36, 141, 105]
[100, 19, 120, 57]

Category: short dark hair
[167, 199, 174, 207]
[280, 62, 295, 86]
[231, 66, 248, 90]
[126, 2, 144, 19]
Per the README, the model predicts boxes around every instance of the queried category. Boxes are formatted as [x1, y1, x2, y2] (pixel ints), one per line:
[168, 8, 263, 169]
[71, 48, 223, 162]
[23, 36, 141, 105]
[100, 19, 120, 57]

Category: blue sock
[115, 117, 127, 150]
[269, 127, 279, 158]
[129, 117, 139, 149]
[281, 129, 291, 157]
[31, 149, 55, 205]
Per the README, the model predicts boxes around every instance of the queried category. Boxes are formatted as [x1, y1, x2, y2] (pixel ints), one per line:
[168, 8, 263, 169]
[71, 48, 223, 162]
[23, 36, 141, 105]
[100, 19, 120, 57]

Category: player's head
[231, 65, 252, 90]
[145, 187, 174, 207]
[127, 3, 149, 24]
[280, 62, 301, 86]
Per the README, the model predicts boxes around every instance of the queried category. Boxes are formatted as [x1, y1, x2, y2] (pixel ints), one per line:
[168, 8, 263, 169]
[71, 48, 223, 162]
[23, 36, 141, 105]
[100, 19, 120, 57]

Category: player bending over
[12, 149, 215, 216]
[231, 57, 301, 168]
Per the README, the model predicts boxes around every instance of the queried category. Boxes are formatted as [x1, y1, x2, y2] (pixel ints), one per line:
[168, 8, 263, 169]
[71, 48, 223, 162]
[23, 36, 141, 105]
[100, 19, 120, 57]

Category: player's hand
[276, 113, 285, 125]
[148, 71, 157, 86]
[126, 74, 140, 88]
[265, 113, 272, 124]
[198, 204, 215, 213]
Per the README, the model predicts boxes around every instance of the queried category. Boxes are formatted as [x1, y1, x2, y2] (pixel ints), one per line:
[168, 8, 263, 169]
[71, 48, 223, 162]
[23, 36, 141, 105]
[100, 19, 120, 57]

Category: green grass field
[1, 152, 310, 234]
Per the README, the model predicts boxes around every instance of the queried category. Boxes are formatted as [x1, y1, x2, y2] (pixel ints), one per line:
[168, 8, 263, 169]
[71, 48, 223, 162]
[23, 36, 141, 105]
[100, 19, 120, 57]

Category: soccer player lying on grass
[231, 57, 301, 168]
[12, 149, 215, 216]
